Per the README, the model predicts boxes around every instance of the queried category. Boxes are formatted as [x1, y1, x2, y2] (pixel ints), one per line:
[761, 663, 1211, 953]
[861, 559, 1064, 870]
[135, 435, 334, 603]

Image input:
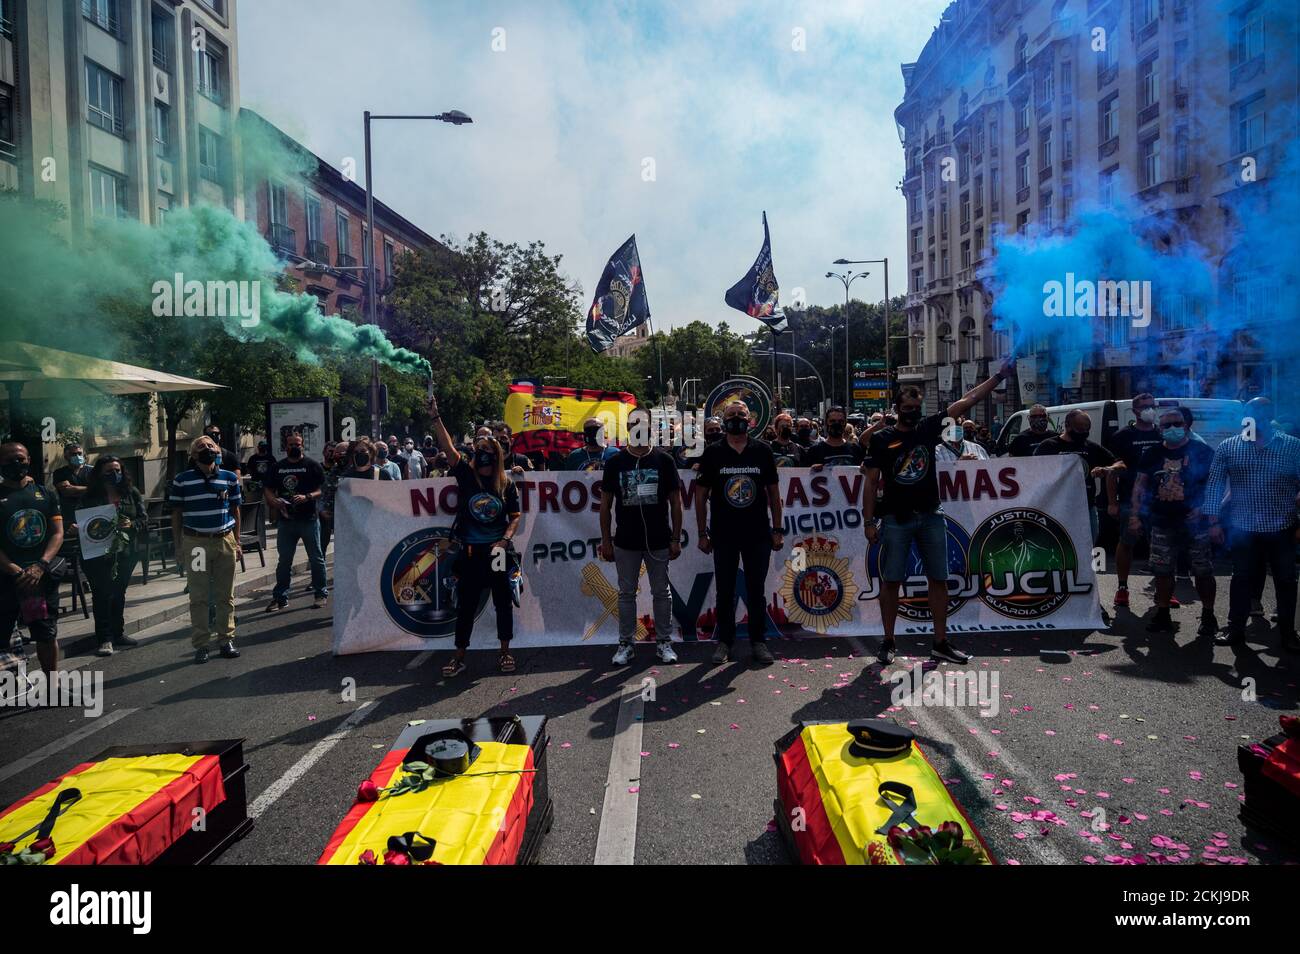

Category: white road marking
[593, 682, 645, 865]
[249, 700, 378, 818]
[0, 707, 139, 784]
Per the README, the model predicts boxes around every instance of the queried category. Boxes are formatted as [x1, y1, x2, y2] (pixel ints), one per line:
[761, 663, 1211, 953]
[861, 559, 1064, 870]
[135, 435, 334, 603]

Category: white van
[994, 397, 1245, 455]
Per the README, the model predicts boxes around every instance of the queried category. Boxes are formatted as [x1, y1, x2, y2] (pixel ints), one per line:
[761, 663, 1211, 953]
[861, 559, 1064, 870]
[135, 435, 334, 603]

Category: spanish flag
[319, 741, 535, 865]
[775, 723, 995, 865]
[504, 382, 636, 458]
[0, 754, 226, 864]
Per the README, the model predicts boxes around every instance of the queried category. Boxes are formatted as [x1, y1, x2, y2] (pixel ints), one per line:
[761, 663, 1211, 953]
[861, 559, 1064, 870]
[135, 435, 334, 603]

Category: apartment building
[893, 0, 1296, 420]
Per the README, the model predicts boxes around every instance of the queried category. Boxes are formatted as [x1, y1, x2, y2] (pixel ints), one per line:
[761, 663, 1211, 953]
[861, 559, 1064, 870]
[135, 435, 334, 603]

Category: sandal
[441, 657, 467, 678]
[499, 652, 516, 674]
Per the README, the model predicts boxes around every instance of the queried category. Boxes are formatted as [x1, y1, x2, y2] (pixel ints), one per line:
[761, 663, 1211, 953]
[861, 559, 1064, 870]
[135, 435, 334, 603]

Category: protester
[265, 432, 328, 613]
[374, 441, 402, 481]
[318, 443, 342, 554]
[492, 422, 532, 472]
[794, 417, 815, 447]
[401, 438, 426, 479]
[1204, 397, 1300, 651]
[421, 435, 438, 472]
[339, 439, 389, 481]
[0, 443, 64, 674]
[80, 456, 146, 656]
[1032, 409, 1122, 544]
[1108, 394, 1167, 609]
[203, 424, 242, 478]
[934, 419, 990, 462]
[565, 418, 617, 471]
[169, 435, 242, 664]
[1008, 404, 1055, 457]
[976, 424, 996, 455]
[768, 412, 804, 467]
[864, 362, 1011, 667]
[1128, 408, 1217, 636]
[805, 406, 866, 470]
[51, 442, 93, 529]
[244, 440, 277, 487]
[599, 408, 683, 666]
[696, 400, 783, 665]
[428, 395, 521, 676]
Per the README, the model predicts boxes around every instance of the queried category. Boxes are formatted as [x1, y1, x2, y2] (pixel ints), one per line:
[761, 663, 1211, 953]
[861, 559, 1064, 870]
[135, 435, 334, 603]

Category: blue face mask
[70, 454, 85, 468]
[1162, 427, 1186, 443]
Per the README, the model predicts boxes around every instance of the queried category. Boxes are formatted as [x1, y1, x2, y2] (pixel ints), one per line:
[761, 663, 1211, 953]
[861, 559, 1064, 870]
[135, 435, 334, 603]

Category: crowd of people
[2, 379, 1297, 679]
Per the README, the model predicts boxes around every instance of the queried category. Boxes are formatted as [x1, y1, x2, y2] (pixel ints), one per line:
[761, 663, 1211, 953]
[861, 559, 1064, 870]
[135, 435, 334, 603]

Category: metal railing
[268, 222, 296, 253]
[82, 0, 119, 36]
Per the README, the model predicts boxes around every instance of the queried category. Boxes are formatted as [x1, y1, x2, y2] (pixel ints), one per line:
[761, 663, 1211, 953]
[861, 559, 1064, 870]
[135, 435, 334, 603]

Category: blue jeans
[274, 516, 328, 603]
[880, 510, 948, 582]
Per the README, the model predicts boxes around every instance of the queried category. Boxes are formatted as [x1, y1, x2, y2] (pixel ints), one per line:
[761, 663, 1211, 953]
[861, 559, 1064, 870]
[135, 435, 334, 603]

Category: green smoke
[0, 193, 430, 377]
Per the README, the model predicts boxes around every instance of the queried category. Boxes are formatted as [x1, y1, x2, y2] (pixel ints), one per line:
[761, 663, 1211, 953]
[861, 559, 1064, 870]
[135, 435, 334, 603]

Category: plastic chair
[237, 500, 266, 571]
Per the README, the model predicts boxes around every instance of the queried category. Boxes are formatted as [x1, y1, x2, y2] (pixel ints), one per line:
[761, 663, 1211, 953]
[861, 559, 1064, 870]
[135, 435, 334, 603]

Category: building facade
[894, 0, 1296, 423]
[239, 108, 438, 326]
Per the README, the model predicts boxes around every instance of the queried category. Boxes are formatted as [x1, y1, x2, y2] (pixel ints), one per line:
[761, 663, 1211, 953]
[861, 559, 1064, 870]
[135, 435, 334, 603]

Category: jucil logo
[969, 509, 1089, 619]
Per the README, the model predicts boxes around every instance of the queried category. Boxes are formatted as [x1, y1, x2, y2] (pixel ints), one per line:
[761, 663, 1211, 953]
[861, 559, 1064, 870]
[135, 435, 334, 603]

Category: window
[82, 0, 118, 36]
[911, 229, 922, 254]
[912, 268, 923, 293]
[157, 206, 168, 226]
[960, 192, 970, 227]
[941, 249, 949, 277]
[1039, 127, 1052, 168]
[1015, 36, 1028, 72]
[1, 86, 16, 157]
[384, 240, 395, 284]
[361, 222, 371, 267]
[198, 127, 221, 182]
[940, 200, 948, 238]
[153, 102, 170, 158]
[1040, 192, 1053, 230]
[1234, 93, 1265, 154]
[974, 227, 984, 258]
[269, 184, 287, 224]
[1100, 93, 1119, 143]
[1100, 166, 1117, 206]
[1175, 126, 1190, 178]
[973, 175, 983, 211]
[1017, 99, 1030, 133]
[336, 211, 352, 257]
[1016, 151, 1030, 190]
[1062, 182, 1073, 221]
[85, 61, 124, 135]
[195, 44, 224, 104]
[1016, 210, 1030, 235]
[305, 194, 321, 242]
[1039, 68, 1053, 104]
[1061, 61, 1073, 99]
[88, 165, 125, 219]
[961, 240, 971, 269]
[1136, 0, 1157, 27]
[151, 13, 171, 70]
[1062, 118, 1073, 160]
[1231, 2, 1265, 68]
[0, 0, 11, 38]
[990, 167, 1000, 207]
[972, 123, 983, 156]
[1139, 56, 1159, 110]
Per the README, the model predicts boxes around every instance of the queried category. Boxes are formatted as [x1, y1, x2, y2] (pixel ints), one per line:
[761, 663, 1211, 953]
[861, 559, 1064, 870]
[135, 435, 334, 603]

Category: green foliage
[630, 321, 758, 405]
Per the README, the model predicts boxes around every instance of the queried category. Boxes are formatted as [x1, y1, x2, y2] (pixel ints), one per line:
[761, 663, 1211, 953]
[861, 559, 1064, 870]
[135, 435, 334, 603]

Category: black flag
[585, 235, 650, 353]
[725, 211, 782, 328]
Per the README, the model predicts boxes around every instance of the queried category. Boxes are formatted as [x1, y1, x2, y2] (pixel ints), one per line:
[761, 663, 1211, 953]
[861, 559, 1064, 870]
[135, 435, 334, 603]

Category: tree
[631, 321, 758, 405]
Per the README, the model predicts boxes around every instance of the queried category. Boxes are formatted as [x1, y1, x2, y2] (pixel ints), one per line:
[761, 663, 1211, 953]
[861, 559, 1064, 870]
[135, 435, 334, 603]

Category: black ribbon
[386, 831, 437, 862]
[874, 781, 919, 835]
[11, 788, 82, 844]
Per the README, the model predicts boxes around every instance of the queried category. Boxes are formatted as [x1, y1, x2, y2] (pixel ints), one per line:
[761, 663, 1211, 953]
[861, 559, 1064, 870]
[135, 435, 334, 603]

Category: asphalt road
[2, 570, 1297, 866]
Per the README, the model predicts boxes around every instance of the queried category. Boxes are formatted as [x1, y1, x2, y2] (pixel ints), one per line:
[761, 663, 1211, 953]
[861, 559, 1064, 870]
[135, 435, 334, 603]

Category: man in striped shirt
[1204, 397, 1300, 652]
[169, 435, 243, 664]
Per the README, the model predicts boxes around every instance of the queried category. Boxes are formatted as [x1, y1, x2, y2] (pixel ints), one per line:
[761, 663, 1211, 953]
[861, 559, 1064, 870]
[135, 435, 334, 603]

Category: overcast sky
[239, 0, 950, 331]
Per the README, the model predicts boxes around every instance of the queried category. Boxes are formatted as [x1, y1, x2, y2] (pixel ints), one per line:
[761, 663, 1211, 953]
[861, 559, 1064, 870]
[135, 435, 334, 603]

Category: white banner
[937, 365, 953, 392]
[1017, 354, 1039, 407]
[74, 504, 118, 560]
[332, 457, 1101, 654]
[961, 361, 978, 392]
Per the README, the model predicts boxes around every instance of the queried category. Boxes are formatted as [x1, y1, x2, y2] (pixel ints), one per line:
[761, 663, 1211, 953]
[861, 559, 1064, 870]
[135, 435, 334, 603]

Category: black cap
[846, 719, 915, 758]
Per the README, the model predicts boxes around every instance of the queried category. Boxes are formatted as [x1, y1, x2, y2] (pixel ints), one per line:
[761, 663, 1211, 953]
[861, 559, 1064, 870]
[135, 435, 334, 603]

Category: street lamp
[363, 108, 473, 437]
[826, 269, 870, 410]
[833, 257, 892, 410]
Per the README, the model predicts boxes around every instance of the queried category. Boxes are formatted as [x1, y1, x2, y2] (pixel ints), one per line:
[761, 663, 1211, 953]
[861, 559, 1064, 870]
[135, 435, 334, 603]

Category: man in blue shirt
[1204, 397, 1300, 651]
[169, 435, 243, 664]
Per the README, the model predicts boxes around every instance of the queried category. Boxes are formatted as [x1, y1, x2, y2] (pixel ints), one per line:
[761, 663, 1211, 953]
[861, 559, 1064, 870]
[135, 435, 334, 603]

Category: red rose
[0, 842, 14, 855]
[939, 821, 964, 840]
[358, 849, 377, 865]
[30, 837, 55, 857]
[886, 825, 906, 848]
[357, 780, 380, 802]
[383, 850, 410, 865]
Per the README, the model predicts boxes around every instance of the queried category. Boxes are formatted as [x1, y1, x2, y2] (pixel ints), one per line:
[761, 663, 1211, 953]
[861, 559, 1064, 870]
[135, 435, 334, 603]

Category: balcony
[1098, 137, 1119, 161]
[306, 240, 329, 264]
[152, 47, 169, 71]
[336, 251, 357, 269]
[87, 107, 124, 137]
[905, 293, 925, 310]
[971, 152, 983, 167]
[973, 205, 984, 220]
[1016, 186, 1031, 205]
[0, 139, 15, 162]
[1098, 64, 1118, 88]
[926, 276, 953, 296]
[1136, 18, 1158, 46]
[956, 266, 979, 287]
[1016, 126, 1029, 147]
[82, 0, 119, 36]
[910, 250, 924, 264]
[1007, 62, 1027, 91]
[896, 364, 926, 382]
[1039, 165, 1052, 183]
[1137, 102, 1159, 128]
[267, 223, 296, 254]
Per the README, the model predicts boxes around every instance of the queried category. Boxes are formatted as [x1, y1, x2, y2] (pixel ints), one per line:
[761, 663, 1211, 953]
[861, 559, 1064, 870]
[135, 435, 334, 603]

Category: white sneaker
[96, 640, 113, 657]
[656, 641, 678, 663]
[612, 642, 635, 666]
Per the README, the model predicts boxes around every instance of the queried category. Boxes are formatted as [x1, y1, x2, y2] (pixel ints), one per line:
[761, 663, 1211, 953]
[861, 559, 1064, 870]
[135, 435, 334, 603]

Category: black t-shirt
[804, 441, 865, 469]
[865, 413, 946, 518]
[768, 439, 803, 468]
[1106, 426, 1165, 502]
[1136, 440, 1215, 527]
[1008, 430, 1054, 458]
[450, 458, 520, 545]
[0, 481, 61, 568]
[267, 456, 325, 519]
[601, 448, 681, 551]
[51, 464, 92, 523]
[697, 439, 779, 543]
[1033, 436, 1116, 506]
[244, 453, 278, 483]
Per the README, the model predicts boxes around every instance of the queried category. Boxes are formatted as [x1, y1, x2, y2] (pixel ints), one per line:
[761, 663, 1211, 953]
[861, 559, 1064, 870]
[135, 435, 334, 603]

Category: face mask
[475, 450, 495, 469]
[377, 450, 388, 461]
[584, 429, 600, 446]
[287, 446, 303, 459]
[1029, 417, 1048, 432]
[827, 421, 845, 437]
[1139, 408, 1156, 424]
[1070, 427, 1089, 440]
[705, 431, 723, 444]
[1, 460, 29, 482]
[944, 426, 963, 444]
[898, 409, 922, 427]
[104, 471, 124, 486]
[1162, 426, 1186, 443]
[724, 416, 749, 435]
[778, 425, 792, 440]
[354, 452, 370, 467]
[69, 454, 85, 468]
[197, 450, 219, 466]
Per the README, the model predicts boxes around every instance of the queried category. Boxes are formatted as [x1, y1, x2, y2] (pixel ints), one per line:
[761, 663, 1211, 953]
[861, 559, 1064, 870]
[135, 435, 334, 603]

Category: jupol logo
[863, 516, 972, 622]
[724, 475, 757, 508]
[969, 508, 1089, 619]
[85, 515, 115, 542]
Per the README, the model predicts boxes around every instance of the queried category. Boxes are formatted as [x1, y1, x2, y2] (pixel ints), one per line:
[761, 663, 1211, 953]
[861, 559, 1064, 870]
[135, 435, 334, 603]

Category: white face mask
[1139, 408, 1156, 424]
